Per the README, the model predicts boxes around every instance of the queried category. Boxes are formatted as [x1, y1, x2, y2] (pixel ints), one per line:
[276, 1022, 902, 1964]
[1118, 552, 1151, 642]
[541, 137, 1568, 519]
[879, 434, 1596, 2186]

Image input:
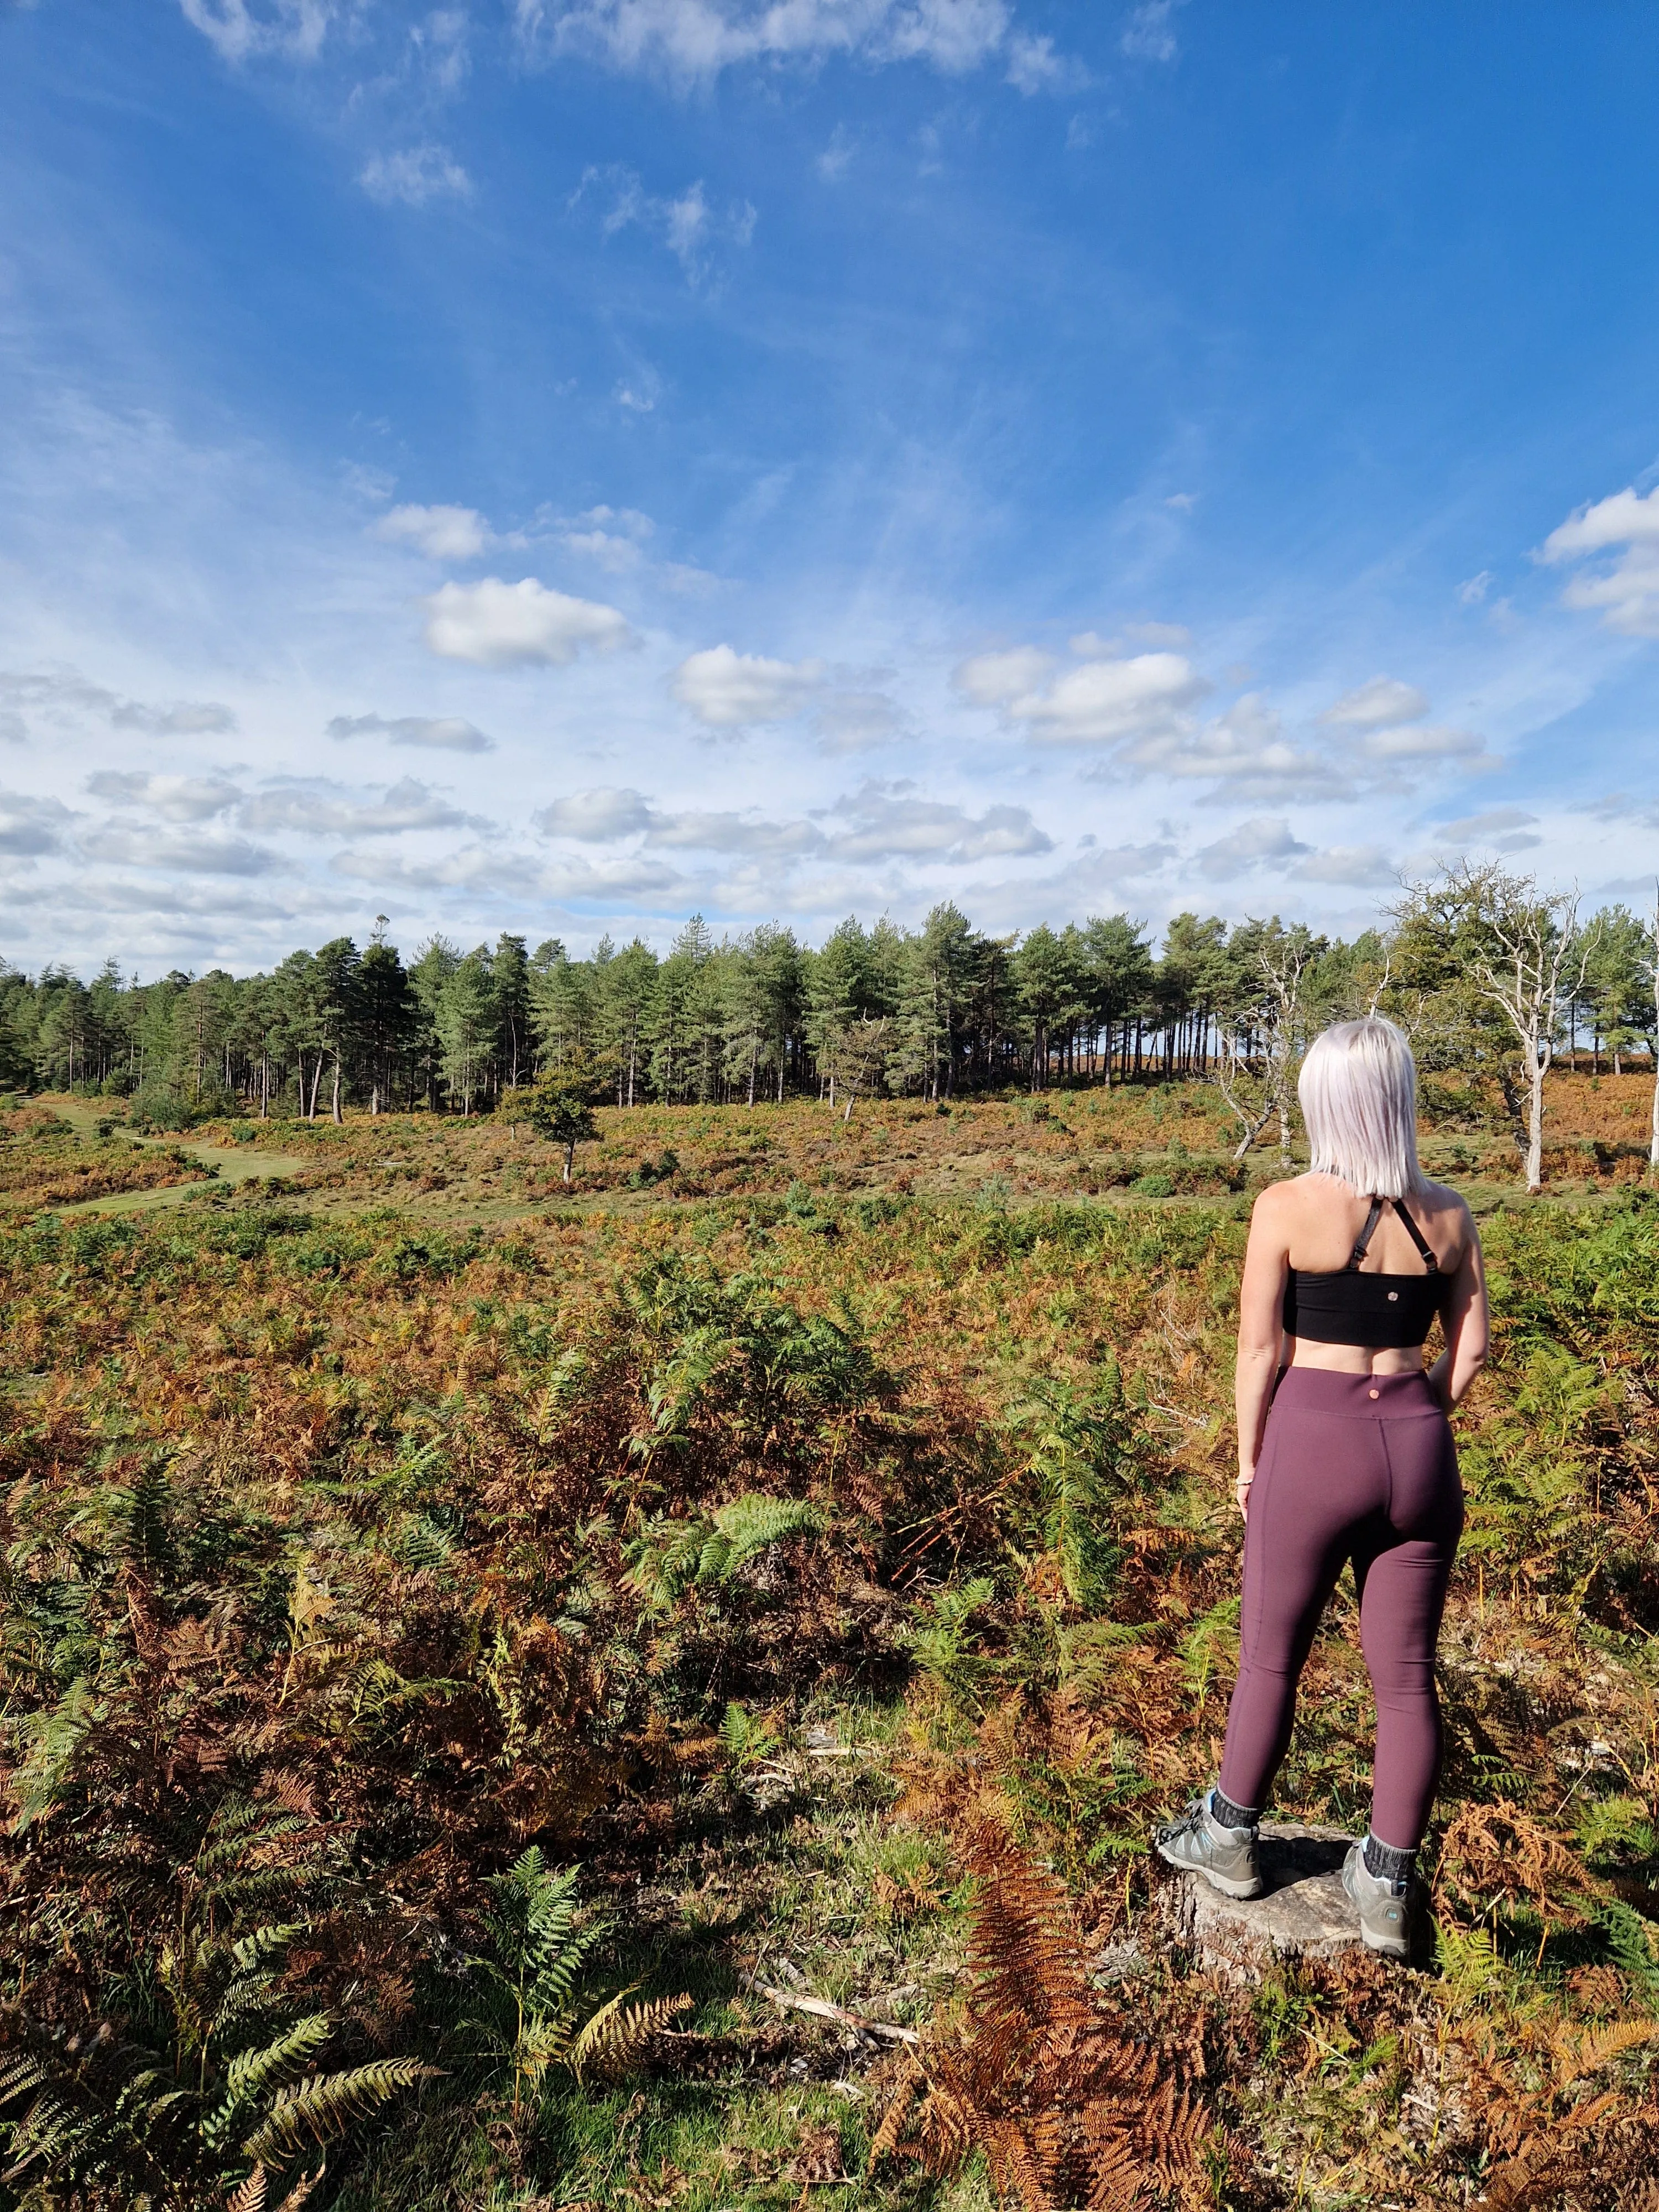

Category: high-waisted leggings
[1218, 1366, 1463, 1850]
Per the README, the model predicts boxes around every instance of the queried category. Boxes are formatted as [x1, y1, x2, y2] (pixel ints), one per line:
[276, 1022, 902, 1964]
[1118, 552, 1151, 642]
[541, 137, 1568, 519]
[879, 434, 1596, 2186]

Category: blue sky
[3, 0, 1659, 974]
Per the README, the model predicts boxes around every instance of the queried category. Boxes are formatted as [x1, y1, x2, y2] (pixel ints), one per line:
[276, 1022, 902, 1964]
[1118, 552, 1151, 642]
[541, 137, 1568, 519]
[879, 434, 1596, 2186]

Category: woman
[1155, 1015, 1489, 1957]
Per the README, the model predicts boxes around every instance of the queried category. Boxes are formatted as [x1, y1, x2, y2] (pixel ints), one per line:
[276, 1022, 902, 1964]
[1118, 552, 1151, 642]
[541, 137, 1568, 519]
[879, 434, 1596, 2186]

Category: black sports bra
[1281, 1196, 1453, 1349]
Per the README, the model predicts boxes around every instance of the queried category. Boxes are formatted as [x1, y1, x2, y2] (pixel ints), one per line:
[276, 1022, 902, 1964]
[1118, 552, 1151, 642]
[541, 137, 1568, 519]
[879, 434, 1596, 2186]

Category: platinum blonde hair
[1297, 1015, 1429, 1199]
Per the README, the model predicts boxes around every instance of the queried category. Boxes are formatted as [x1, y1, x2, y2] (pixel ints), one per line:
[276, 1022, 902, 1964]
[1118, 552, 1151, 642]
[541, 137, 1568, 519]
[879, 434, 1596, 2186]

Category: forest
[1, 857, 1658, 2212]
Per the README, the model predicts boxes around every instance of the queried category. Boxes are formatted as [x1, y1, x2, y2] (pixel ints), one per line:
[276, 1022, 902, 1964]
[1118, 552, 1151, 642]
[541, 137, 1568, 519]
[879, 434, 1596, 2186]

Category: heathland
[2, 1069, 1658, 2211]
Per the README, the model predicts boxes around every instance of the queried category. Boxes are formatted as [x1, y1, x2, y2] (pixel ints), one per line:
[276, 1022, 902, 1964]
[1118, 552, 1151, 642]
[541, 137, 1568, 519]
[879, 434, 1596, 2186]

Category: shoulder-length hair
[1297, 1015, 1429, 1200]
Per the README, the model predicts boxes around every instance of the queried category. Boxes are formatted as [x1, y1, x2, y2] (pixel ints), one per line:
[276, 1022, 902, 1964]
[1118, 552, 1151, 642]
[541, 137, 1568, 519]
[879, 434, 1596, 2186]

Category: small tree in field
[513, 1073, 599, 1185]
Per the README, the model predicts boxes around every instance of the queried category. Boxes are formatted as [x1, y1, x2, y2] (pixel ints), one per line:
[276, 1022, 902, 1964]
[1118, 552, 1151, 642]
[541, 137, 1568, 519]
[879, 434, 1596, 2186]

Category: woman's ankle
[1210, 1785, 1261, 1832]
[1362, 1832, 1416, 1885]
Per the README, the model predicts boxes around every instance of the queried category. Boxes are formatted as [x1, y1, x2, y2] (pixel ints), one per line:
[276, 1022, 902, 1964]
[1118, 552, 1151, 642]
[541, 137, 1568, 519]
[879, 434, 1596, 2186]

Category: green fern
[624, 1494, 827, 1613]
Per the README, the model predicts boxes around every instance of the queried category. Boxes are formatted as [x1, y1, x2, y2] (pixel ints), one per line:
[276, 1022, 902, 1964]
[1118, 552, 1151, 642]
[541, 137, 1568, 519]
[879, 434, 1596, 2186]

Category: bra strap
[1392, 1197, 1440, 1273]
[1348, 1197, 1385, 1269]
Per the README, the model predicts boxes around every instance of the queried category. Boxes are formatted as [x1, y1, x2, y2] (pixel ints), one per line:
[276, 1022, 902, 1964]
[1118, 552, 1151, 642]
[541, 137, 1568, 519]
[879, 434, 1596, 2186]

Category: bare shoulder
[1415, 1177, 1478, 1260]
[1249, 1174, 1312, 1238]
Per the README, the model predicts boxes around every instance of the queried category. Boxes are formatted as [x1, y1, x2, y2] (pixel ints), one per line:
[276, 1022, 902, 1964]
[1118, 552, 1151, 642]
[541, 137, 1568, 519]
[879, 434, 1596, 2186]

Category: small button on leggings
[1218, 1366, 1463, 1851]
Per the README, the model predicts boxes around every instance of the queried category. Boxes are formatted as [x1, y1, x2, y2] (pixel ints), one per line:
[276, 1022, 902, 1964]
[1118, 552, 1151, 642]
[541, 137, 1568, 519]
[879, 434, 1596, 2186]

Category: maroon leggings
[1218, 1367, 1463, 1850]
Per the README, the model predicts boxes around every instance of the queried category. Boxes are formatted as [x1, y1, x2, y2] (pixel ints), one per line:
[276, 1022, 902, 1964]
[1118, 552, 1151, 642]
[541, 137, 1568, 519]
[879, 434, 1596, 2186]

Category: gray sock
[1209, 1786, 1260, 1832]
[1362, 1833, 1415, 1885]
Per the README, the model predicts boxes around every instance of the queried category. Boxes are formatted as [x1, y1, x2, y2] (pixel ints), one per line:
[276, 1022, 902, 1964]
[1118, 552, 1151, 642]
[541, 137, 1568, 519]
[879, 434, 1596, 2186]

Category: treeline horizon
[2, 864, 1656, 1129]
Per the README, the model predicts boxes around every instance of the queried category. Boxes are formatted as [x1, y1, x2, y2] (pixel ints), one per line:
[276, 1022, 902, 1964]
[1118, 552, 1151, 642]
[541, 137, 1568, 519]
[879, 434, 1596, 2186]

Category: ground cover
[2, 1076, 1657, 2210]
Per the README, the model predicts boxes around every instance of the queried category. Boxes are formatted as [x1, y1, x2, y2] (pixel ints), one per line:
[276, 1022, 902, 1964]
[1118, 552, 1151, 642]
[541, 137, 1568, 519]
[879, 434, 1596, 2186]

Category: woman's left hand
[1234, 1473, 1254, 1519]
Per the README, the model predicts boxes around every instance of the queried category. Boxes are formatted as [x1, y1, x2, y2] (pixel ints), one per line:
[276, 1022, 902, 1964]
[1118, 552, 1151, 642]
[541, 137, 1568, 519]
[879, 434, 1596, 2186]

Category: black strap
[1347, 1197, 1384, 1270]
[1348, 1196, 1439, 1274]
[1393, 1198, 1440, 1274]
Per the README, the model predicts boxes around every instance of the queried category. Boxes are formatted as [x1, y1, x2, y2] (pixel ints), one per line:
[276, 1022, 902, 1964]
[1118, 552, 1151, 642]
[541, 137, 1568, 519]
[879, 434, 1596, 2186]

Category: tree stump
[1161, 1820, 1366, 1974]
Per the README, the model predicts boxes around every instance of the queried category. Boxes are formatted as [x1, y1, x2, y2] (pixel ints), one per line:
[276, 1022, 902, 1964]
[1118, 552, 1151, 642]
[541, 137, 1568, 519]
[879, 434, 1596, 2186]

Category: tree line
[2, 865, 1655, 1185]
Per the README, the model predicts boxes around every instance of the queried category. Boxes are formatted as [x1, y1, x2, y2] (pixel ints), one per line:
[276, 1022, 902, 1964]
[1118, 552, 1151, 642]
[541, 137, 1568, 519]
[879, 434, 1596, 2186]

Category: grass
[1, 1070, 1657, 2209]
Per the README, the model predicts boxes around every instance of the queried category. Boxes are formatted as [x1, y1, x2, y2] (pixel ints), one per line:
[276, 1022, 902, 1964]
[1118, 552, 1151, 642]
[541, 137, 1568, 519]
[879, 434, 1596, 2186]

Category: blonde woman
[1156, 1016, 1489, 1955]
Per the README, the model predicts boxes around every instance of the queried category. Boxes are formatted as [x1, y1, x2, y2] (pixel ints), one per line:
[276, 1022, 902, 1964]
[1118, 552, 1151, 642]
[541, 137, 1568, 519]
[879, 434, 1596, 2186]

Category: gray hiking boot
[1154, 1789, 1263, 1900]
[1342, 1842, 1412, 1959]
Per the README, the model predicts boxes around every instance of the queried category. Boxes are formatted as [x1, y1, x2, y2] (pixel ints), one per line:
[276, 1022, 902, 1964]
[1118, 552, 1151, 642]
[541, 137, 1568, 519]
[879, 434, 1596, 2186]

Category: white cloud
[1119, 0, 1180, 62]
[1121, 693, 1349, 800]
[1, 667, 237, 739]
[648, 808, 824, 857]
[327, 712, 495, 753]
[818, 780, 1052, 862]
[1319, 675, 1430, 729]
[177, 0, 339, 64]
[1196, 816, 1310, 880]
[374, 503, 489, 559]
[87, 771, 241, 822]
[518, 0, 1017, 81]
[1458, 570, 1494, 605]
[816, 125, 855, 180]
[536, 787, 654, 840]
[1539, 483, 1659, 638]
[1363, 722, 1490, 763]
[239, 776, 486, 837]
[359, 146, 474, 208]
[1005, 31, 1073, 92]
[81, 825, 276, 875]
[0, 789, 71, 857]
[953, 645, 1056, 706]
[813, 690, 904, 752]
[672, 643, 824, 727]
[574, 164, 756, 286]
[1291, 844, 1396, 887]
[421, 578, 634, 666]
[1121, 620, 1192, 648]
[988, 649, 1208, 745]
[1435, 806, 1539, 841]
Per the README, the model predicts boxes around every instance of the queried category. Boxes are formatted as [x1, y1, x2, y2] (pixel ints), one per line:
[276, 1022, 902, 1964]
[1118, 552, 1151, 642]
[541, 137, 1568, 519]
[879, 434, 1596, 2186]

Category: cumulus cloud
[818, 780, 1052, 863]
[0, 789, 71, 857]
[1539, 482, 1659, 638]
[1319, 675, 1430, 730]
[421, 578, 634, 665]
[177, 0, 340, 65]
[518, 0, 1021, 82]
[87, 771, 241, 821]
[240, 777, 487, 837]
[359, 145, 473, 208]
[1, 667, 237, 739]
[327, 712, 495, 753]
[81, 825, 275, 875]
[1291, 844, 1396, 887]
[957, 647, 1207, 746]
[672, 644, 824, 727]
[374, 503, 489, 559]
[536, 787, 654, 840]
[1120, 695, 1350, 800]
[557, 504, 656, 571]
[1194, 816, 1310, 880]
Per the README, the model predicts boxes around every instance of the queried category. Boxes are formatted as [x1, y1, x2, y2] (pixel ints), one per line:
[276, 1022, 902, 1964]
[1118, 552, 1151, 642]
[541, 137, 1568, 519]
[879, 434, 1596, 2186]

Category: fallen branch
[743, 1973, 921, 2044]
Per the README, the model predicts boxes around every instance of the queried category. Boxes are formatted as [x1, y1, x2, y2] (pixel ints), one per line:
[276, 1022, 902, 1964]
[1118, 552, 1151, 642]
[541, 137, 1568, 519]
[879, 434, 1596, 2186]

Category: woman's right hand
[1235, 1469, 1254, 1519]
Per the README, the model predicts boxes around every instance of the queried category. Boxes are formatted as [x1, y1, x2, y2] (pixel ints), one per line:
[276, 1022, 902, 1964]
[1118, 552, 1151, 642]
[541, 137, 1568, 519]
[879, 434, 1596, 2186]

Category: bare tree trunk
[1526, 1045, 1547, 1194]
[306, 1053, 323, 1121]
[562, 1138, 575, 1185]
[331, 1053, 342, 1125]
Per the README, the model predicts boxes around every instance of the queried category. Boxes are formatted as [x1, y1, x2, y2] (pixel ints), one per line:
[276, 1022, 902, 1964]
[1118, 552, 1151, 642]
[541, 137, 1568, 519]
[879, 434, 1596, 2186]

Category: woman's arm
[1235, 1187, 1291, 1517]
[1428, 1205, 1489, 1412]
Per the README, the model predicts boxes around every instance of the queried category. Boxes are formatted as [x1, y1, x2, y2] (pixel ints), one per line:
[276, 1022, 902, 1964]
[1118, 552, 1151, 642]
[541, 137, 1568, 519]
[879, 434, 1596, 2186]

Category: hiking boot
[1154, 1789, 1263, 1900]
[1342, 1842, 1412, 1959]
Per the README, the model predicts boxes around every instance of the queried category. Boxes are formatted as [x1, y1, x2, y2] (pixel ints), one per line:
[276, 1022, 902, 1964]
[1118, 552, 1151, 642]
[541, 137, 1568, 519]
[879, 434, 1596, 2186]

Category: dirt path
[48, 1101, 307, 1216]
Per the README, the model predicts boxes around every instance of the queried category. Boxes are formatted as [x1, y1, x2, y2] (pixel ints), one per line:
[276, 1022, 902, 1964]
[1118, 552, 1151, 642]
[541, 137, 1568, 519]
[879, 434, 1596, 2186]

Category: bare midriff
[1282, 1334, 1428, 1378]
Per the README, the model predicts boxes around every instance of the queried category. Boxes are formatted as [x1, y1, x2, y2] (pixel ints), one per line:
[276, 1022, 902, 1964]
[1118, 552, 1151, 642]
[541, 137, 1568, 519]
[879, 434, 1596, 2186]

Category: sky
[3, 0, 1659, 978]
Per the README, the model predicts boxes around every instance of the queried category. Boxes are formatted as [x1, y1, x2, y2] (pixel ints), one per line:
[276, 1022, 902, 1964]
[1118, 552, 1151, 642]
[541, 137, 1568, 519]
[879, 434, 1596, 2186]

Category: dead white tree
[1259, 927, 1317, 1164]
[1647, 883, 1659, 1171]
[1475, 875, 1587, 1194]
